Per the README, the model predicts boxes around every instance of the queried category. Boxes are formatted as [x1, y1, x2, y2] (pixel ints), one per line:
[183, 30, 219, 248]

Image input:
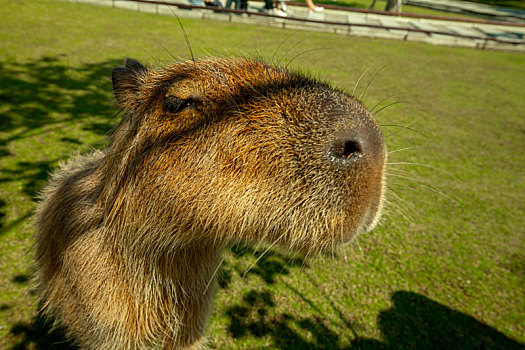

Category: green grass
[1, 0, 524, 348]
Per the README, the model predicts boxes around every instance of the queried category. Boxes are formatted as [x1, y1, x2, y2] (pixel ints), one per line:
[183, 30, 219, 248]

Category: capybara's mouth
[358, 182, 387, 236]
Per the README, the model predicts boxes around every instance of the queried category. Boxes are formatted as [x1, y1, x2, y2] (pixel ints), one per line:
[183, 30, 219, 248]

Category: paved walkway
[62, 0, 525, 52]
[405, 0, 525, 23]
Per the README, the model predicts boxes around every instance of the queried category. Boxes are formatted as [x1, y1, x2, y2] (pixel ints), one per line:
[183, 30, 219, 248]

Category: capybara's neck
[37, 159, 225, 348]
[126, 243, 225, 347]
[83, 230, 225, 348]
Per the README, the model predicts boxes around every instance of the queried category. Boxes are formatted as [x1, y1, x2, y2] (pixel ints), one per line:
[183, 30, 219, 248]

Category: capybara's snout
[311, 97, 387, 241]
[326, 114, 386, 169]
[332, 113, 387, 235]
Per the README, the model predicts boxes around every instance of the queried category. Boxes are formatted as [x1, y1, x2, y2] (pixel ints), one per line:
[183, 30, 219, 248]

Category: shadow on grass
[369, 291, 525, 350]
[7, 254, 524, 349]
[222, 246, 352, 349]
[222, 251, 525, 349]
[0, 55, 118, 140]
[0, 55, 120, 236]
[9, 314, 77, 350]
[0, 198, 6, 231]
[228, 244, 306, 285]
[5, 273, 76, 349]
[226, 289, 346, 349]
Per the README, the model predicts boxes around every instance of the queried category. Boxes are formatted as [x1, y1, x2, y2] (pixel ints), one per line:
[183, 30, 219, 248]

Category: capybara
[35, 57, 387, 349]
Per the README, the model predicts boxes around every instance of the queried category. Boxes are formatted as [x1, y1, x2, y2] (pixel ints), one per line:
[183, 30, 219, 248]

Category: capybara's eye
[164, 96, 185, 114]
[164, 96, 203, 114]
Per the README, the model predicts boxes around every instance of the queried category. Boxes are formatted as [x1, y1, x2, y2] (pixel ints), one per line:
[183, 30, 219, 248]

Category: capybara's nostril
[343, 139, 362, 159]
[330, 137, 364, 162]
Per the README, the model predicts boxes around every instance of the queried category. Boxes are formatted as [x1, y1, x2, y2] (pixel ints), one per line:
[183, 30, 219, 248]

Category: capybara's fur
[35, 57, 387, 349]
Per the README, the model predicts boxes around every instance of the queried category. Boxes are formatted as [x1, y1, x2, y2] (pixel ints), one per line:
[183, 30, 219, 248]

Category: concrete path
[405, 0, 525, 23]
[60, 0, 525, 52]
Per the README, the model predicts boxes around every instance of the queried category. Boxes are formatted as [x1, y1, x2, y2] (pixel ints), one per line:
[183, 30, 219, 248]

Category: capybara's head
[108, 57, 387, 254]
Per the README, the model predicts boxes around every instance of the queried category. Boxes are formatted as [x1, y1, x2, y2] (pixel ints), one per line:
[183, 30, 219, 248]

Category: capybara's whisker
[160, 43, 178, 62]
[271, 31, 298, 66]
[388, 173, 459, 204]
[391, 185, 453, 214]
[374, 100, 408, 115]
[285, 47, 331, 69]
[389, 162, 459, 180]
[387, 169, 429, 186]
[388, 145, 425, 154]
[387, 167, 423, 179]
[351, 65, 372, 98]
[370, 93, 408, 114]
[385, 189, 415, 224]
[384, 204, 413, 226]
[203, 258, 224, 295]
[242, 233, 286, 279]
[167, 6, 195, 63]
[388, 166, 455, 190]
[359, 63, 388, 102]
[276, 37, 306, 67]
[382, 121, 428, 139]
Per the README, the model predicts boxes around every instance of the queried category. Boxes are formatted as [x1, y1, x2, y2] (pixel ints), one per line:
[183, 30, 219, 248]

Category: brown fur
[35, 57, 387, 349]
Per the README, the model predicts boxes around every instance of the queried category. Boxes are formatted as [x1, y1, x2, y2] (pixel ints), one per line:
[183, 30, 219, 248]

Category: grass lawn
[1, 0, 524, 348]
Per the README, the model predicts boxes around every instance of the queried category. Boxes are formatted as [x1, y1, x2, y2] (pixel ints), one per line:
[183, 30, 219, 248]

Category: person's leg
[305, 0, 323, 11]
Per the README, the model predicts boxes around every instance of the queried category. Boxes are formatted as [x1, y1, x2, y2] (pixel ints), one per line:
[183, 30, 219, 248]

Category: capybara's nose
[327, 123, 385, 168]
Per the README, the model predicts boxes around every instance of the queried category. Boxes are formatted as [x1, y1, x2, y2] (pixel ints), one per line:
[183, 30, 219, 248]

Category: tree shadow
[226, 289, 349, 349]
[0, 54, 119, 154]
[1, 55, 121, 344]
[0, 55, 121, 236]
[11, 274, 30, 285]
[6, 272, 77, 349]
[222, 250, 525, 350]
[218, 244, 306, 290]
[9, 313, 78, 350]
[0, 198, 6, 232]
[8, 239, 525, 349]
[229, 244, 307, 285]
[222, 246, 355, 349]
[0, 160, 56, 199]
[0, 55, 118, 140]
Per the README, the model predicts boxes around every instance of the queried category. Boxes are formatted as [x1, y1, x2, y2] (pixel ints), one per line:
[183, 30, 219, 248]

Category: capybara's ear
[112, 58, 148, 107]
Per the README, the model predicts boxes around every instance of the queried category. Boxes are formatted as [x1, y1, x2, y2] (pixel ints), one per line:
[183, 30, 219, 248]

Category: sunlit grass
[0, 0, 524, 348]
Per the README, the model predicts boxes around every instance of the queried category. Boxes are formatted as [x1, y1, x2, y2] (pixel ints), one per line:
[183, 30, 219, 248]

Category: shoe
[309, 6, 323, 12]
[270, 8, 288, 16]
